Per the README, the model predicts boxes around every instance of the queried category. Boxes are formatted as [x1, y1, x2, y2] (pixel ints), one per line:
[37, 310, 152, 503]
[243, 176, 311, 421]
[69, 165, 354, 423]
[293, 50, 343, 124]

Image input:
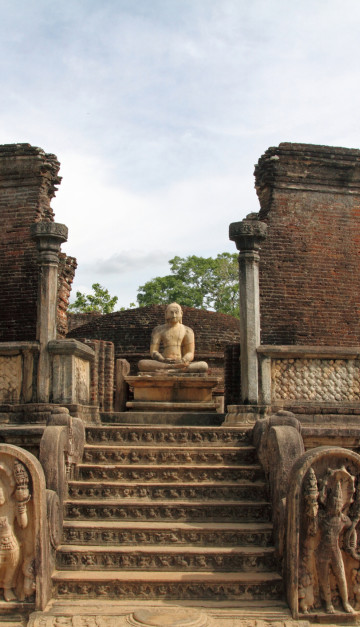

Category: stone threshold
[28, 600, 300, 627]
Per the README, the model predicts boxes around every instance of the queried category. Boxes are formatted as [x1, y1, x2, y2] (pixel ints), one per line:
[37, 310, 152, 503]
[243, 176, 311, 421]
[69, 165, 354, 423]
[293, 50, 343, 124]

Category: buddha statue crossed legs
[138, 303, 208, 374]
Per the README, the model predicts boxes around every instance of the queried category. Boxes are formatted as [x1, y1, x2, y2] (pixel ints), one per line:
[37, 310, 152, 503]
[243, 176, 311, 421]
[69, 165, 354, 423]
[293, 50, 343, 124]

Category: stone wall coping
[0, 341, 40, 355]
[48, 339, 95, 361]
[257, 345, 360, 359]
[302, 425, 360, 436]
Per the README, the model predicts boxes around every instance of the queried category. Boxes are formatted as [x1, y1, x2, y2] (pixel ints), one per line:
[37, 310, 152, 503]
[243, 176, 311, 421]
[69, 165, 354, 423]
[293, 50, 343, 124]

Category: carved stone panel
[286, 446, 360, 619]
[0, 444, 49, 610]
[272, 358, 360, 402]
[75, 357, 90, 404]
[0, 355, 22, 402]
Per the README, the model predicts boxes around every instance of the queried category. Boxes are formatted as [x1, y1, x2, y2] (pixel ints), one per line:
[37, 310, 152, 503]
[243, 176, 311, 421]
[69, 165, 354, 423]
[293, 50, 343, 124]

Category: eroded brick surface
[255, 142, 360, 346]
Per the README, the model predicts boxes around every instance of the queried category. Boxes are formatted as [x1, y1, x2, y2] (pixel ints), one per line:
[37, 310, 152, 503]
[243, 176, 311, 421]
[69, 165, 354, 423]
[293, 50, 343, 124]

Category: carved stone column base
[224, 404, 271, 425]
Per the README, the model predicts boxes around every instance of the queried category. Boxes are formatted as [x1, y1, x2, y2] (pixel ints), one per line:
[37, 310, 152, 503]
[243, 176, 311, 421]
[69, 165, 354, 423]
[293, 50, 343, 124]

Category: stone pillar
[229, 215, 267, 404]
[114, 358, 130, 412]
[31, 222, 68, 402]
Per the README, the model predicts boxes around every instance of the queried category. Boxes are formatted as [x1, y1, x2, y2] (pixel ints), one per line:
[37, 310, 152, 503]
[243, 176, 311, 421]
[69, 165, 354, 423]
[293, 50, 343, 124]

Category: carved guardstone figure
[0, 460, 30, 602]
[317, 479, 355, 614]
[138, 303, 208, 374]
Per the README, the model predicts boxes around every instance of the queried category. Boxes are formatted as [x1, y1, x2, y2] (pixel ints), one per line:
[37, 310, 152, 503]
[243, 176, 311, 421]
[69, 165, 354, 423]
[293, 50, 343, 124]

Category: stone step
[52, 570, 283, 601]
[77, 463, 264, 483]
[86, 425, 250, 447]
[62, 520, 274, 547]
[127, 401, 219, 412]
[56, 545, 277, 572]
[65, 500, 271, 523]
[67, 481, 268, 502]
[82, 445, 257, 465]
[100, 412, 224, 425]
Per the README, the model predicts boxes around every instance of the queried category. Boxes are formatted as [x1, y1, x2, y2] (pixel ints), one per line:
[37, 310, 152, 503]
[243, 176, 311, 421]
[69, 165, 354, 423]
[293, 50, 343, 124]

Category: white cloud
[1, 0, 360, 306]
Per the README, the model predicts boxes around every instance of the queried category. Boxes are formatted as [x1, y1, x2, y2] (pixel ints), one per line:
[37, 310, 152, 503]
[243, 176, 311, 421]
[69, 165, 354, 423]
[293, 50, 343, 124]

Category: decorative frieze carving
[78, 466, 262, 483]
[63, 525, 273, 547]
[54, 578, 282, 601]
[57, 548, 275, 572]
[85, 428, 249, 446]
[67, 482, 266, 502]
[66, 502, 271, 523]
[82, 447, 255, 466]
[272, 358, 360, 401]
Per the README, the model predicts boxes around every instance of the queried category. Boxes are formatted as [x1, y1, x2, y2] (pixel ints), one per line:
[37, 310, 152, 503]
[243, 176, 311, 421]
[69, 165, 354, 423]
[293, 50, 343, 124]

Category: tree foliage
[68, 283, 118, 314]
[137, 253, 239, 317]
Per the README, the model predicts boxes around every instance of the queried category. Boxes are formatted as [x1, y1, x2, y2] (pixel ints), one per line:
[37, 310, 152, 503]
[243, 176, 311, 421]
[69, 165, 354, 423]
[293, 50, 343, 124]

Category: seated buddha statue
[138, 303, 208, 374]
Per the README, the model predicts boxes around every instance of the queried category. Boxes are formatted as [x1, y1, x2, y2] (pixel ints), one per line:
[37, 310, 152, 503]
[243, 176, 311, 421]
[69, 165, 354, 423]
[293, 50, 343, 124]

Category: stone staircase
[52, 424, 283, 603]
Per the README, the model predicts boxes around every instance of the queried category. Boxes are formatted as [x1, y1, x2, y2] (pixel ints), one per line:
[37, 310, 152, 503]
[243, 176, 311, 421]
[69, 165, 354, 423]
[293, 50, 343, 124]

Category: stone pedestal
[48, 339, 94, 405]
[125, 374, 219, 412]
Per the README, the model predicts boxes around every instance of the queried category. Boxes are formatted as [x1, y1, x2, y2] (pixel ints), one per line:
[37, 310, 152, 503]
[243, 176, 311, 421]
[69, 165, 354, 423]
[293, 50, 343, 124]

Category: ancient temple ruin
[0, 142, 360, 625]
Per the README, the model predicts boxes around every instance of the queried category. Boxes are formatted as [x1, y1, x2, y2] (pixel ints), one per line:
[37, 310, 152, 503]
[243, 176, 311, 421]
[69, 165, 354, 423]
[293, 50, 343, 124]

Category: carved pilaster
[229, 215, 267, 404]
[31, 222, 68, 402]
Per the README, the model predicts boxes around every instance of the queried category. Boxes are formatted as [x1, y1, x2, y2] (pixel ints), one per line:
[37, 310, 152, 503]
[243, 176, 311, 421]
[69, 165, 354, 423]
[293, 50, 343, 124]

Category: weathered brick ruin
[0, 144, 77, 341]
[0, 144, 58, 341]
[256, 143, 360, 346]
[0, 142, 360, 625]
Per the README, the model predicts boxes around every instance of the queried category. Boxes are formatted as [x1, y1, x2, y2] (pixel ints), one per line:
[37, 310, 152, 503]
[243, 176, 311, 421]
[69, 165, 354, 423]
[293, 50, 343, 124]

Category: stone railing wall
[257, 346, 360, 407]
[48, 339, 94, 406]
[0, 342, 40, 404]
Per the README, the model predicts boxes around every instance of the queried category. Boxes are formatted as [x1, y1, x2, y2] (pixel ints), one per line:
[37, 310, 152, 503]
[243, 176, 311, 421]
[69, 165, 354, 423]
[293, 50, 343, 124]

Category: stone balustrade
[258, 345, 360, 405]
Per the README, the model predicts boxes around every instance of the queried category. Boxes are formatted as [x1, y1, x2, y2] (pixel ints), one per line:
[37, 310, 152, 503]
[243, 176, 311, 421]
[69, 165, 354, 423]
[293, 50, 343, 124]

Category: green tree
[68, 283, 118, 314]
[137, 253, 239, 317]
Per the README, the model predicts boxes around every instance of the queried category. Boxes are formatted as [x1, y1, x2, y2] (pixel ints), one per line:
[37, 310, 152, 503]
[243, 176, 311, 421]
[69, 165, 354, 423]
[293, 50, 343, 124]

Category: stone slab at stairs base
[27, 601, 310, 627]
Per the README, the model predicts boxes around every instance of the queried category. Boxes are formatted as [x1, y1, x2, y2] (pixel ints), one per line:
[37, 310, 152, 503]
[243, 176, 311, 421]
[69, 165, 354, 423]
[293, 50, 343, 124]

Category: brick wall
[67, 312, 102, 333]
[0, 144, 62, 341]
[255, 143, 360, 346]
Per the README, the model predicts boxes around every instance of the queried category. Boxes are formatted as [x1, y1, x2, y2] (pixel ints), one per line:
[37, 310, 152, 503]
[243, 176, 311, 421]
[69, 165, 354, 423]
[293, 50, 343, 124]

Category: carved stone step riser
[63, 527, 273, 547]
[65, 504, 272, 523]
[78, 467, 264, 483]
[53, 580, 283, 601]
[56, 552, 277, 572]
[86, 429, 250, 447]
[82, 450, 257, 465]
[67, 484, 268, 501]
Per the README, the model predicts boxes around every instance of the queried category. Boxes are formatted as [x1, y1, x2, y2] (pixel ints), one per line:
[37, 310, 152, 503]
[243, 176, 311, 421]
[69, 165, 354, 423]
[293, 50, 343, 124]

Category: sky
[1, 0, 360, 308]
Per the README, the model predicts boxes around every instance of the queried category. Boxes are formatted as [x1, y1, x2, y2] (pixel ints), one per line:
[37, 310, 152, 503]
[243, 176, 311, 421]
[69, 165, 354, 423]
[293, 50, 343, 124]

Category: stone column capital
[31, 222, 68, 264]
[229, 216, 267, 252]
